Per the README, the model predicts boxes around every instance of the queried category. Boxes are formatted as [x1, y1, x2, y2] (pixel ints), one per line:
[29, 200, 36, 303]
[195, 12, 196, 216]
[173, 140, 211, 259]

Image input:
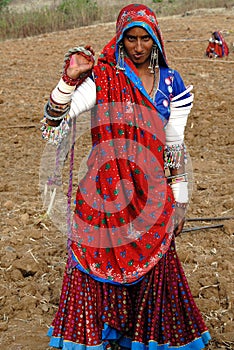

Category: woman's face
[123, 27, 154, 67]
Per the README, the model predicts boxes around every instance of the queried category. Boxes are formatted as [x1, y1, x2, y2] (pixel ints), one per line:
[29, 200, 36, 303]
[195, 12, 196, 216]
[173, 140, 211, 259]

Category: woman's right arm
[41, 46, 96, 144]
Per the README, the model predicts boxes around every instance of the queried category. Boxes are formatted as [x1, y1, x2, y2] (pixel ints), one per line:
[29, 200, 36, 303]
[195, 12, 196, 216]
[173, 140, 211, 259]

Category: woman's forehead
[124, 26, 149, 37]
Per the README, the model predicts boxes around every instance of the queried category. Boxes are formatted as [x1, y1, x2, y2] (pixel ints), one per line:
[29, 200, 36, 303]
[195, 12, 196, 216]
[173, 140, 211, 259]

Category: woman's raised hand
[63, 45, 95, 80]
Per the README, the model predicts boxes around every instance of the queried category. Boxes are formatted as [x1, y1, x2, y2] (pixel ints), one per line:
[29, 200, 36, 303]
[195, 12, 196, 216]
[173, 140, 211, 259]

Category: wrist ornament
[44, 101, 70, 121]
[170, 181, 188, 203]
[40, 114, 71, 146]
[167, 172, 188, 184]
[174, 202, 188, 209]
[41, 97, 72, 145]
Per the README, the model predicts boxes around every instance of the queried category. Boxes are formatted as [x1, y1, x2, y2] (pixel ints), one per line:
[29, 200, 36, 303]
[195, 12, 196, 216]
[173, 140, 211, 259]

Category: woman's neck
[135, 63, 159, 97]
[137, 67, 155, 95]
[135, 61, 151, 78]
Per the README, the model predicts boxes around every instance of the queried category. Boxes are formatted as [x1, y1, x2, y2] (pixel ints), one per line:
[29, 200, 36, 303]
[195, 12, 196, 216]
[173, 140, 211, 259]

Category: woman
[205, 31, 229, 58]
[41, 4, 211, 349]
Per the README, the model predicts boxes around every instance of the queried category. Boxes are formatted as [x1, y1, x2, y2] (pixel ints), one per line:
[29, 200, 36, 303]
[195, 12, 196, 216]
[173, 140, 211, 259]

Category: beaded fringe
[40, 115, 71, 146]
[164, 143, 187, 169]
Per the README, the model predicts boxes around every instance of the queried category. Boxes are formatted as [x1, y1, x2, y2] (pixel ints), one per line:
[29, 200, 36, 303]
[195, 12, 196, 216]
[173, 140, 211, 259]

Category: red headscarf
[115, 3, 168, 66]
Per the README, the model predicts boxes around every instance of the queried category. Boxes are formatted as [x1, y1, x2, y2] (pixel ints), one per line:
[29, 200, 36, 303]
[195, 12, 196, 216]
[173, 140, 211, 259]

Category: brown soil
[0, 9, 234, 350]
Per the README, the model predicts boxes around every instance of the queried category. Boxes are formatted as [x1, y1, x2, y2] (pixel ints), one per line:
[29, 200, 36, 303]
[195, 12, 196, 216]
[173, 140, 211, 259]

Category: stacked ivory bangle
[50, 76, 96, 118]
[171, 182, 189, 203]
[165, 85, 194, 149]
[51, 78, 76, 104]
[165, 85, 194, 204]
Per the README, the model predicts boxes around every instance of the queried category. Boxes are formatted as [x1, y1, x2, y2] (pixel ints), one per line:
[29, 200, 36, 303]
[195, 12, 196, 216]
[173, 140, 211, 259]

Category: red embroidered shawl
[71, 4, 175, 284]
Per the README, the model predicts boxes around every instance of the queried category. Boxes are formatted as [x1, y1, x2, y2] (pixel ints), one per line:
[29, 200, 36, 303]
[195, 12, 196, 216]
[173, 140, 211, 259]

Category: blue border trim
[48, 327, 104, 350]
[48, 325, 211, 350]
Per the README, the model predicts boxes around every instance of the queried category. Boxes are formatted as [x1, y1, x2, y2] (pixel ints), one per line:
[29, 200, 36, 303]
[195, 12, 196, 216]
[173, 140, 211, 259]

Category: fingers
[69, 53, 90, 68]
[174, 207, 186, 237]
[174, 219, 185, 237]
[69, 54, 78, 67]
[64, 46, 95, 80]
[85, 45, 95, 56]
[63, 46, 95, 67]
[69, 54, 93, 71]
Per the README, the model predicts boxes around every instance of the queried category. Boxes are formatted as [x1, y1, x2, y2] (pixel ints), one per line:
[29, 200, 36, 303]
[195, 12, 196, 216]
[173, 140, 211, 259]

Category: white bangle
[170, 181, 188, 203]
[51, 78, 76, 104]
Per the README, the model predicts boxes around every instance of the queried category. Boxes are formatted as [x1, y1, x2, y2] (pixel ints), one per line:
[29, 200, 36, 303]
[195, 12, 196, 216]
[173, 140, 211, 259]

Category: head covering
[115, 3, 168, 67]
[98, 4, 168, 70]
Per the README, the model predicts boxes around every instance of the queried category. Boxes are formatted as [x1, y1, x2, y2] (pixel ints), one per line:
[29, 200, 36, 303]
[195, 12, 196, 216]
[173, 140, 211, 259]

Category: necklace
[149, 70, 156, 97]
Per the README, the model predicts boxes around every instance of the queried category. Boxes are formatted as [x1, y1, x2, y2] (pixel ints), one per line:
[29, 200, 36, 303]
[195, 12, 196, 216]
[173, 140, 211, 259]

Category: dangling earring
[148, 44, 158, 74]
[116, 42, 125, 73]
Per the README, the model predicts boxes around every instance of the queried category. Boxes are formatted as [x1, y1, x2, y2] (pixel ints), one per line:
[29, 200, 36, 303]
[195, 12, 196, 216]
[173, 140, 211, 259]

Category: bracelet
[62, 72, 81, 86]
[44, 102, 70, 121]
[174, 202, 188, 209]
[164, 144, 187, 169]
[56, 77, 77, 94]
[62, 71, 92, 87]
[49, 95, 71, 110]
[170, 181, 188, 203]
[48, 100, 70, 113]
[167, 173, 188, 184]
[167, 172, 187, 179]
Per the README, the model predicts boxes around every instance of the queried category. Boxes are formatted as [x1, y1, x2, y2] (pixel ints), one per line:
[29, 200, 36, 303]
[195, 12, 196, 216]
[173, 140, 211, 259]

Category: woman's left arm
[164, 79, 194, 236]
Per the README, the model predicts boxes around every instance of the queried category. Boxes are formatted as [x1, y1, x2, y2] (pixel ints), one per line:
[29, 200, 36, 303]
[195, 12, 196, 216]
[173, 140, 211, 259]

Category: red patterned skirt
[47, 240, 211, 349]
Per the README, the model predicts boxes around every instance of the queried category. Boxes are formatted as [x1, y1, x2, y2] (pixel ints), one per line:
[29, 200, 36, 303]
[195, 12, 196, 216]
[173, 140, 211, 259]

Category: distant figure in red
[206, 31, 229, 58]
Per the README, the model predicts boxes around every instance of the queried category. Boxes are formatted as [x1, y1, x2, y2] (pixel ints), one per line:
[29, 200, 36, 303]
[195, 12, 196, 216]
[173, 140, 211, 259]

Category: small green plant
[0, 0, 11, 12]
[58, 0, 97, 15]
[57, 0, 98, 27]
